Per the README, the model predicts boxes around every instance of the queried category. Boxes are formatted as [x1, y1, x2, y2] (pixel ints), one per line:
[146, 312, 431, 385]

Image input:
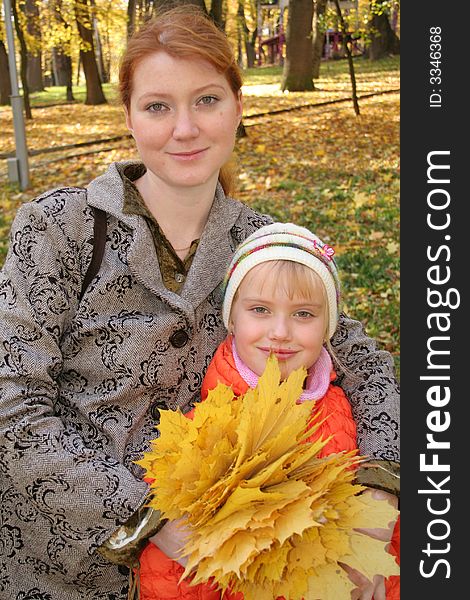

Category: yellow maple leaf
[252, 542, 290, 581]
[271, 494, 317, 544]
[344, 491, 398, 530]
[369, 230, 385, 241]
[352, 190, 369, 209]
[306, 562, 355, 600]
[137, 355, 399, 599]
[340, 533, 400, 580]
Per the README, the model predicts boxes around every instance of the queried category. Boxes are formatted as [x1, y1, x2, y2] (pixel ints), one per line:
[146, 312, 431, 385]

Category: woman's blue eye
[147, 103, 167, 112]
[198, 95, 218, 106]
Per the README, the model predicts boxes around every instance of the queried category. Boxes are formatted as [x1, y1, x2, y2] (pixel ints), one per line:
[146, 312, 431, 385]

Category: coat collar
[86, 161, 243, 319]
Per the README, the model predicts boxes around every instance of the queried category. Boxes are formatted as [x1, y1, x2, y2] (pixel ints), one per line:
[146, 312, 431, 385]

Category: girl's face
[125, 51, 242, 191]
[229, 263, 328, 381]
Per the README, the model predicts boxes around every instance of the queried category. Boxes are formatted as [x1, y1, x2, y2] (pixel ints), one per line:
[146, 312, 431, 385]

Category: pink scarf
[231, 338, 332, 402]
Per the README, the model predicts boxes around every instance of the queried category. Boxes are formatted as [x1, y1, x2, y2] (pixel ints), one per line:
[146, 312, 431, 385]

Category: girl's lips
[258, 347, 297, 357]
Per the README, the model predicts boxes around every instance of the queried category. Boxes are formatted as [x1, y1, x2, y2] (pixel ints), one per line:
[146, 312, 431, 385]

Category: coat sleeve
[330, 312, 400, 465]
[0, 195, 149, 559]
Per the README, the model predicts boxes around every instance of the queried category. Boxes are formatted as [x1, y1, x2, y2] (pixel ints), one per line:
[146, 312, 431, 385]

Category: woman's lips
[168, 148, 208, 161]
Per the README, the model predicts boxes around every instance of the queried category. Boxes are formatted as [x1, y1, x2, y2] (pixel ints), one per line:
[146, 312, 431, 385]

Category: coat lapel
[86, 163, 167, 293]
[86, 163, 243, 317]
[181, 183, 242, 309]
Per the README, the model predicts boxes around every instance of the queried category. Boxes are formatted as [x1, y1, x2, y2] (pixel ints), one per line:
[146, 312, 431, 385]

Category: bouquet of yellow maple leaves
[137, 356, 399, 600]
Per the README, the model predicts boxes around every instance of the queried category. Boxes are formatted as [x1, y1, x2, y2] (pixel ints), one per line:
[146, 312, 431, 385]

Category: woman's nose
[172, 110, 199, 140]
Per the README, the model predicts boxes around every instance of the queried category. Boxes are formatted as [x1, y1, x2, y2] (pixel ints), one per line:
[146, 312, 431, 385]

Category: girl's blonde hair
[119, 6, 242, 195]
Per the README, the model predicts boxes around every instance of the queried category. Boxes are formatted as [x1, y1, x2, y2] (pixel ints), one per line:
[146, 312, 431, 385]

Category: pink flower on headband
[313, 240, 335, 260]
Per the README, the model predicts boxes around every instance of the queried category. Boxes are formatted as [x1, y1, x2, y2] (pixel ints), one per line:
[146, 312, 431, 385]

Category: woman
[0, 7, 399, 600]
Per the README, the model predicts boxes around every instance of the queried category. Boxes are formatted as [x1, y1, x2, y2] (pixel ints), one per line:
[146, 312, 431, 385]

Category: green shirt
[117, 162, 199, 294]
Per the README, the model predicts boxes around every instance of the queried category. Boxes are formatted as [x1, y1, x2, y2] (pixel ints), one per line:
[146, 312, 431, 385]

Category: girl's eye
[251, 306, 269, 314]
[147, 102, 168, 113]
[295, 310, 314, 319]
[198, 95, 218, 106]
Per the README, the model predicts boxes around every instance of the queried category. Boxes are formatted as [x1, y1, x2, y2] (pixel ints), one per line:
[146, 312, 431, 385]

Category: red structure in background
[256, 0, 287, 66]
[258, 31, 285, 65]
[323, 29, 363, 59]
[255, 0, 364, 67]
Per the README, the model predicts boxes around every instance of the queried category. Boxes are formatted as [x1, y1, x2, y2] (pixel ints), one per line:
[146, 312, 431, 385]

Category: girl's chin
[279, 367, 293, 381]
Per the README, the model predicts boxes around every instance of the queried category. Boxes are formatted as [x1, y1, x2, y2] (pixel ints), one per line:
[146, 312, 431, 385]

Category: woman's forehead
[130, 51, 232, 103]
[133, 51, 221, 80]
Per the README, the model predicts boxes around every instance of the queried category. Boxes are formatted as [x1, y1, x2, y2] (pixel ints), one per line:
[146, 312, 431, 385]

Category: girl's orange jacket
[138, 337, 400, 600]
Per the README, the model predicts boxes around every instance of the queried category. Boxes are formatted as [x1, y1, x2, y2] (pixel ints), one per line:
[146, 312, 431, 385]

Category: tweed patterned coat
[0, 162, 399, 599]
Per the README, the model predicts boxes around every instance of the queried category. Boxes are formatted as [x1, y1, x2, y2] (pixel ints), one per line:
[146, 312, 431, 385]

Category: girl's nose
[172, 110, 199, 140]
[268, 315, 291, 341]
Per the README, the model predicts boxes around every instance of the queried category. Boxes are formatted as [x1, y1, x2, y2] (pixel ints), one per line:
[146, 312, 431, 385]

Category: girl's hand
[354, 487, 398, 542]
[341, 565, 386, 600]
[148, 517, 190, 567]
[343, 488, 399, 599]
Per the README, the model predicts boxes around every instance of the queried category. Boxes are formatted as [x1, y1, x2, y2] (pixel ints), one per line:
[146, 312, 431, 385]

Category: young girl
[139, 222, 400, 600]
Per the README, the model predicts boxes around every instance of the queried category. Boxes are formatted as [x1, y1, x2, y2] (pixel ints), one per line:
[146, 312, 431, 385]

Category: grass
[27, 82, 119, 107]
[14, 55, 401, 108]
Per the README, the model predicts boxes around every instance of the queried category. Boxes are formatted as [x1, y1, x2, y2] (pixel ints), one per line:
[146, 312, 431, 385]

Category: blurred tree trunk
[51, 0, 75, 101]
[238, 1, 256, 68]
[127, 0, 137, 38]
[281, 0, 315, 91]
[24, 0, 44, 92]
[27, 55, 43, 91]
[368, 0, 400, 60]
[234, 2, 250, 137]
[247, 29, 257, 69]
[332, 0, 359, 115]
[153, 0, 208, 14]
[11, 0, 32, 118]
[312, 0, 327, 79]
[209, 0, 224, 29]
[90, 0, 109, 83]
[0, 40, 12, 105]
[52, 49, 75, 101]
[74, 0, 107, 104]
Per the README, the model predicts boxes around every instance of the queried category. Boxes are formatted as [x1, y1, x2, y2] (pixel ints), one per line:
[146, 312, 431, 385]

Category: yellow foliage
[352, 190, 370, 209]
[137, 356, 399, 599]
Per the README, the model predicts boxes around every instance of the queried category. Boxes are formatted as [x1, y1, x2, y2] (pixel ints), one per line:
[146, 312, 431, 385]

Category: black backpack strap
[79, 207, 107, 301]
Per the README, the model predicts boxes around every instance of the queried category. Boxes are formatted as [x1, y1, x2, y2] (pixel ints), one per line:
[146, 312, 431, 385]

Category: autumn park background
[0, 1, 400, 373]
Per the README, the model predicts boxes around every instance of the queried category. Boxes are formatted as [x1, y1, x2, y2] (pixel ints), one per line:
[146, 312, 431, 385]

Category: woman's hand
[148, 517, 190, 567]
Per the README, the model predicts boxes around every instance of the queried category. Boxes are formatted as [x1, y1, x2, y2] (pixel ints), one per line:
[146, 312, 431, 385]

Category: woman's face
[125, 51, 242, 191]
